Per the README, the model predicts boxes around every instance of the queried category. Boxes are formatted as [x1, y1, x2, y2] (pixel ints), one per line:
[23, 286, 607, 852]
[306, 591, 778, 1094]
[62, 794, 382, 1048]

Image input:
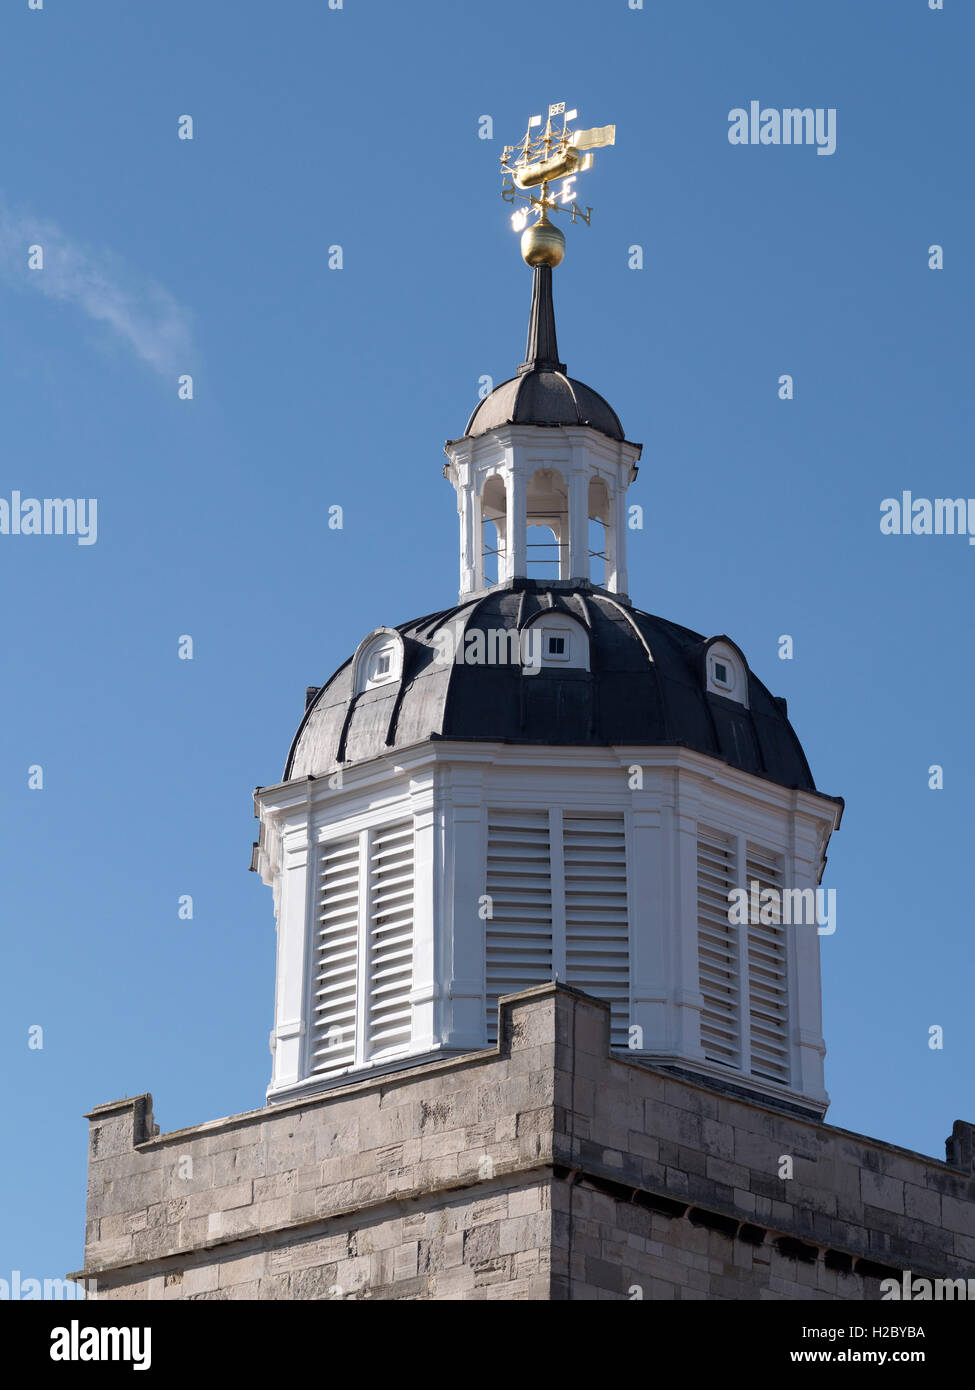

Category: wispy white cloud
[0, 198, 193, 378]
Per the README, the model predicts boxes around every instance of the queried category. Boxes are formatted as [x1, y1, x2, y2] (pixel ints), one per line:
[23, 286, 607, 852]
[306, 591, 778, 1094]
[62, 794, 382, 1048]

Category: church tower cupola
[445, 263, 641, 599]
[254, 104, 842, 1121]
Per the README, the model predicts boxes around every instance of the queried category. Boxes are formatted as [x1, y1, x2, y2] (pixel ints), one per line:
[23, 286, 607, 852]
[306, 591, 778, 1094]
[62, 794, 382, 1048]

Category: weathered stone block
[904, 1183, 941, 1225]
[206, 1206, 260, 1242]
[182, 1264, 219, 1296]
[860, 1171, 905, 1215]
[498, 1210, 549, 1255]
[942, 1194, 975, 1238]
[217, 1253, 267, 1289]
[211, 1144, 267, 1186]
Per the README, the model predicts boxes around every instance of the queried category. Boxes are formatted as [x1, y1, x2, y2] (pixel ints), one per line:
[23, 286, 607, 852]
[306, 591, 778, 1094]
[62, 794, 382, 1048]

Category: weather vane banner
[501, 102, 614, 264]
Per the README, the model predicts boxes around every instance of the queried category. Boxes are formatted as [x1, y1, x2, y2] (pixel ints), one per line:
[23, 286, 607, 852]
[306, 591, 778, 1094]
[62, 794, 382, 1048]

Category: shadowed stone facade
[73, 986, 975, 1300]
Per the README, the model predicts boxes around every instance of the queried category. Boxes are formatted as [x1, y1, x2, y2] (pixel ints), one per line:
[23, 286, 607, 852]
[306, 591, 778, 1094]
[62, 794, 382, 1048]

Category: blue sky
[1, 0, 971, 1288]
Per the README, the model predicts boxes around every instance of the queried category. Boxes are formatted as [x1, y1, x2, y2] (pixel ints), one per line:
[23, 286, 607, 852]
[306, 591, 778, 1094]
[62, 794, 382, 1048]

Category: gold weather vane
[501, 103, 615, 267]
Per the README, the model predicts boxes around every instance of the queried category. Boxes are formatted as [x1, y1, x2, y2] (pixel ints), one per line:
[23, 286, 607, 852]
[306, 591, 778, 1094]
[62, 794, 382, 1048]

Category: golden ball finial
[521, 215, 565, 268]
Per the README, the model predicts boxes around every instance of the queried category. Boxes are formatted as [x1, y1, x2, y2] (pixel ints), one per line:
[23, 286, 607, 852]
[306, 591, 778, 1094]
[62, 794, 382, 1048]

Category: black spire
[517, 265, 566, 376]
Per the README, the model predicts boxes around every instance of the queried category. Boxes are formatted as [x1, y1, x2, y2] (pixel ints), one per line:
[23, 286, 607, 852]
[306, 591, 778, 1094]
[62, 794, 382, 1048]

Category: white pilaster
[611, 485, 628, 594]
[789, 811, 830, 1104]
[410, 795, 438, 1052]
[444, 765, 489, 1049]
[568, 460, 589, 581]
[270, 825, 312, 1090]
[672, 771, 706, 1059]
[627, 783, 668, 1051]
[734, 832, 752, 1076]
[507, 460, 526, 579]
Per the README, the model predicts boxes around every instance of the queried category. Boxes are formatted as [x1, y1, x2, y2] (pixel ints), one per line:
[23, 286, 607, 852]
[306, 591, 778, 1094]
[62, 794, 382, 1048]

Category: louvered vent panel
[563, 814, 629, 1045]
[697, 828, 740, 1069]
[367, 821, 414, 1058]
[310, 836, 360, 1077]
[485, 811, 552, 1044]
[746, 844, 790, 1084]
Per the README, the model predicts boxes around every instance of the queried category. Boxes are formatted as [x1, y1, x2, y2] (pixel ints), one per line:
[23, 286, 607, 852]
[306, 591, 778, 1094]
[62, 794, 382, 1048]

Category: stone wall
[76, 991, 559, 1300]
[548, 991, 975, 1299]
[74, 985, 975, 1300]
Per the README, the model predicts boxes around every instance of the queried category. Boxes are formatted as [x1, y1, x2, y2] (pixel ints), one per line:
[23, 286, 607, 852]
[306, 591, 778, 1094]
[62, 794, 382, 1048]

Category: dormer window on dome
[353, 628, 404, 695]
[705, 639, 748, 708]
[523, 611, 590, 670]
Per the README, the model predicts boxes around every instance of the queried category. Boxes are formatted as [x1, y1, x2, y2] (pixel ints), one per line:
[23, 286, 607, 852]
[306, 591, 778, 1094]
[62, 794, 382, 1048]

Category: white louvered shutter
[745, 844, 790, 1084]
[310, 835, 360, 1077]
[563, 813, 629, 1045]
[697, 828, 740, 1069]
[367, 821, 414, 1059]
[485, 811, 553, 1043]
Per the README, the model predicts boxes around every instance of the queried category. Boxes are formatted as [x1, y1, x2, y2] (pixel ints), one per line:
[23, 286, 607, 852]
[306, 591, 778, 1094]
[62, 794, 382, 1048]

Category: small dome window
[705, 640, 748, 708]
[522, 613, 591, 672]
[353, 628, 404, 695]
[369, 649, 392, 681]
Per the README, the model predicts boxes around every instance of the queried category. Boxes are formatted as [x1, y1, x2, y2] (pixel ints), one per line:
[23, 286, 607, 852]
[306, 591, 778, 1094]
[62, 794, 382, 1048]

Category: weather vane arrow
[501, 102, 615, 267]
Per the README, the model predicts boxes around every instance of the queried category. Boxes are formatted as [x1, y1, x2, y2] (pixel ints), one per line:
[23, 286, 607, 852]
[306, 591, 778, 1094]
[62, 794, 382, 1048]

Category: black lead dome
[285, 582, 817, 793]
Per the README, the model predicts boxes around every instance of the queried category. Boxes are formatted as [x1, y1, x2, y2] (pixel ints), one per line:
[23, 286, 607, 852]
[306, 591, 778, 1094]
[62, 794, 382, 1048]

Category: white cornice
[255, 739, 842, 841]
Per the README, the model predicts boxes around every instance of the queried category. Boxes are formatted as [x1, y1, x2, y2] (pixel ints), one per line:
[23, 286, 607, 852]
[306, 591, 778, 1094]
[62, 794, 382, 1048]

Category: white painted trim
[351, 628, 404, 696]
[706, 641, 748, 708]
